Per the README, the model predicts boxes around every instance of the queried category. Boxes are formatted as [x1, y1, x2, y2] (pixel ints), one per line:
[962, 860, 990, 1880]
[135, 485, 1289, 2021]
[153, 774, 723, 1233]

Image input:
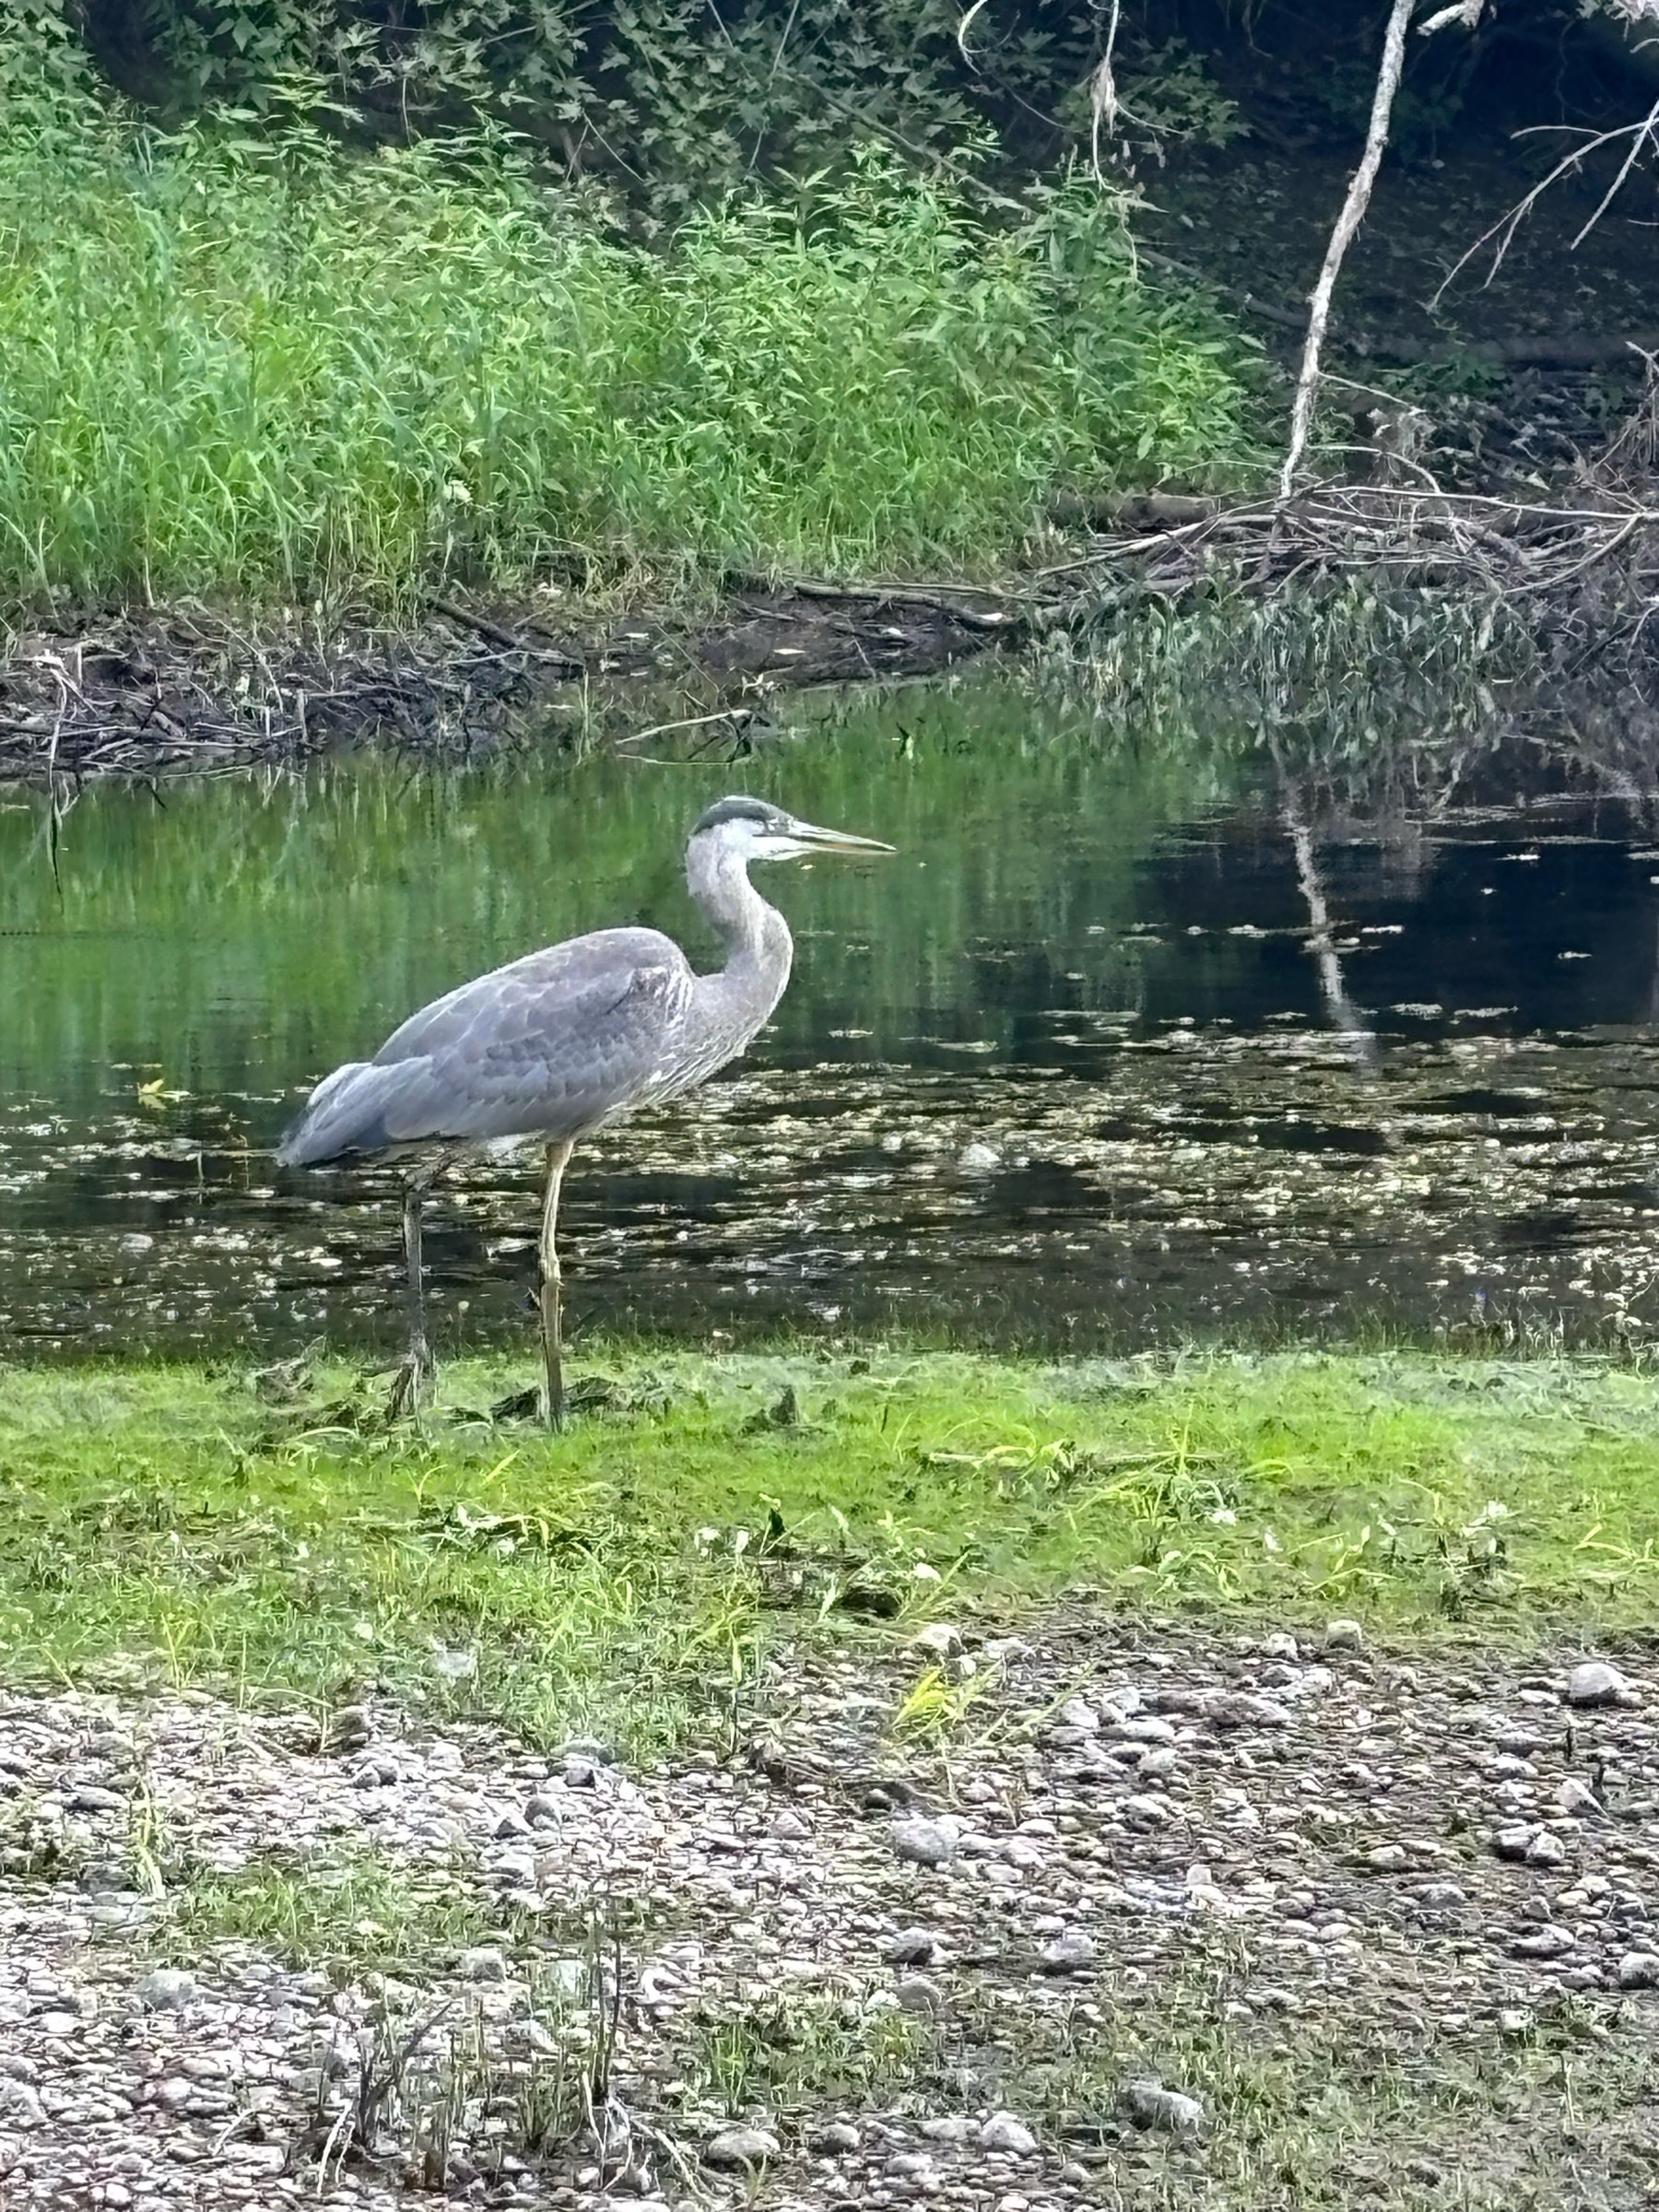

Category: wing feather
[277, 927, 695, 1164]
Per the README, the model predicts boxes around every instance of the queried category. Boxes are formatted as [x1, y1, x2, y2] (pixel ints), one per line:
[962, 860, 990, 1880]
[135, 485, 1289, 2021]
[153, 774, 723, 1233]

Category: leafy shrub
[0, 63, 1252, 612]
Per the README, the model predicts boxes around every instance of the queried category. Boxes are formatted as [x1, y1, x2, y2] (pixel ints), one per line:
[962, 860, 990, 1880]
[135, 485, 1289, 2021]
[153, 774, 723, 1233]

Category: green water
[6, 671, 1659, 1362]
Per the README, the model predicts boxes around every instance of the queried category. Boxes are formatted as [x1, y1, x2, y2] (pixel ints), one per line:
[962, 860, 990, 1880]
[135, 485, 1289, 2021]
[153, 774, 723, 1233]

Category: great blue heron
[276, 794, 893, 1423]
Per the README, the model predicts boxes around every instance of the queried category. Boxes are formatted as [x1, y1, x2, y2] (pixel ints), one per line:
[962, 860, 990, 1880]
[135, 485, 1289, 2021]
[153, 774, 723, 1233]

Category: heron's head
[691, 794, 895, 864]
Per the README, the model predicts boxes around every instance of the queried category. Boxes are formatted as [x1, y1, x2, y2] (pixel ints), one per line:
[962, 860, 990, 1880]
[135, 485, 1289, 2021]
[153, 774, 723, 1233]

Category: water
[6, 672, 1659, 1363]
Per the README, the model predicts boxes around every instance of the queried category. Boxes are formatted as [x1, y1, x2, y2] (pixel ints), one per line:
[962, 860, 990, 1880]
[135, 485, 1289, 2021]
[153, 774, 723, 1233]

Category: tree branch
[1279, 0, 1418, 502]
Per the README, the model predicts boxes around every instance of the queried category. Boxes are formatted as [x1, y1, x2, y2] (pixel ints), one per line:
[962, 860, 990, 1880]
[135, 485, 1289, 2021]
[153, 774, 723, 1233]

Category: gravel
[1, 1628, 1655, 2208]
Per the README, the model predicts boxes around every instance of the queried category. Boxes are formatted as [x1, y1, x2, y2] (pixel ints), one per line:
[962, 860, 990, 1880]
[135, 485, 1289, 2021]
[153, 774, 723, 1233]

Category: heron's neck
[687, 837, 792, 985]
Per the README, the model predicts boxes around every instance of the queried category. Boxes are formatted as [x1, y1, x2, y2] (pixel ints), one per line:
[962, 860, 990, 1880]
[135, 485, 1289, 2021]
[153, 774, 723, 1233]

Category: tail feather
[275, 1060, 409, 1167]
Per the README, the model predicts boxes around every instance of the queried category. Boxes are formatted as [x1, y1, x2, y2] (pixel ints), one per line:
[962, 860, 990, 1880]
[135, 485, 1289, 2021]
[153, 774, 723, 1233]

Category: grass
[0, 49, 1252, 616]
[2, 1347, 1658, 1748]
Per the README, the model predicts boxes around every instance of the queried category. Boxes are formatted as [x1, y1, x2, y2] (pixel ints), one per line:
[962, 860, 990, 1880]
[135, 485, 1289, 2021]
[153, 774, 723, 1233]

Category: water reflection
[4, 674, 1659, 1359]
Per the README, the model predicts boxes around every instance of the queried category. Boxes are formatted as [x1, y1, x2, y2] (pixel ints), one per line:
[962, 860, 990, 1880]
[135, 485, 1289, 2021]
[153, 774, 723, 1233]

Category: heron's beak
[788, 818, 897, 855]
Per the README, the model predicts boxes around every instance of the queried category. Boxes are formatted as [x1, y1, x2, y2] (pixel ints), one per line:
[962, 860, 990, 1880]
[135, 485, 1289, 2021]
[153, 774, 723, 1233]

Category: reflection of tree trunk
[1281, 784, 1379, 1077]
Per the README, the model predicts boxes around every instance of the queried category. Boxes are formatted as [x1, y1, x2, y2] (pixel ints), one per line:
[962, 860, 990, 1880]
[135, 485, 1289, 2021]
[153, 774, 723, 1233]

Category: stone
[135, 1970, 195, 2012]
[890, 1817, 959, 1867]
[1618, 1951, 1659, 1989]
[0, 2078, 44, 2127]
[1323, 1619, 1365, 1653]
[704, 2126, 780, 2169]
[1366, 1845, 1408, 1872]
[884, 1926, 941, 1965]
[1567, 1662, 1630, 1709]
[1121, 2080, 1206, 2134]
[1512, 1924, 1576, 1959]
[912, 1622, 964, 1659]
[1040, 1930, 1096, 1974]
[979, 2112, 1038, 2156]
[457, 1947, 510, 1983]
[771, 1810, 812, 1841]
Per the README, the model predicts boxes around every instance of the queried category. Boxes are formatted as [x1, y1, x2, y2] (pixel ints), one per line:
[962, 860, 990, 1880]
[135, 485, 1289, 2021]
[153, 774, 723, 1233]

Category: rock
[704, 2126, 780, 2170]
[979, 2112, 1038, 2156]
[1323, 1618, 1365, 1652]
[0, 2078, 44, 2127]
[912, 1622, 964, 1659]
[884, 1925, 941, 1965]
[890, 1817, 959, 1867]
[1412, 1881, 1467, 1909]
[457, 1947, 510, 1983]
[810, 2121, 861, 2154]
[135, 1969, 195, 2012]
[888, 2150, 937, 2178]
[1040, 1930, 1096, 1974]
[1110, 1715, 1177, 1745]
[1618, 1951, 1659, 1989]
[1121, 2080, 1206, 2134]
[1512, 1924, 1576, 1959]
[771, 1810, 812, 1841]
[1566, 1661, 1630, 1709]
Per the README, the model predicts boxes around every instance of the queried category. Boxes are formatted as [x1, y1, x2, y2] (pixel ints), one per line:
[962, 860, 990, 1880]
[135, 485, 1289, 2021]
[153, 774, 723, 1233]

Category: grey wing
[277, 927, 694, 1166]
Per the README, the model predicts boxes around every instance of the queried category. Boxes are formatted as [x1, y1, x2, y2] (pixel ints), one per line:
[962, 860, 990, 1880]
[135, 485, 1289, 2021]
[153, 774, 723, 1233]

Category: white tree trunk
[1278, 0, 1418, 502]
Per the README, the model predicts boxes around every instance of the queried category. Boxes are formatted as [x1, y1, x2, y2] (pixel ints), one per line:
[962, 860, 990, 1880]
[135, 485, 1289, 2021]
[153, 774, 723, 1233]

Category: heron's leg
[389, 1172, 435, 1418]
[537, 1140, 574, 1430]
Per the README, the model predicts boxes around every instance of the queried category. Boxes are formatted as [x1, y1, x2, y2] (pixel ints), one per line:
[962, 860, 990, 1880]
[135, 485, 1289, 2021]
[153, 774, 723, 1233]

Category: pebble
[1566, 1661, 1630, 1709]
[1040, 1930, 1096, 1973]
[912, 1622, 965, 1659]
[885, 1925, 942, 1964]
[457, 1946, 510, 1983]
[890, 1817, 959, 1867]
[978, 2112, 1038, 2156]
[704, 2125, 781, 2169]
[1120, 2080, 1206, 2133]
[134, 1970, 195, 2012]
[1512, 1924, 1577, 1959]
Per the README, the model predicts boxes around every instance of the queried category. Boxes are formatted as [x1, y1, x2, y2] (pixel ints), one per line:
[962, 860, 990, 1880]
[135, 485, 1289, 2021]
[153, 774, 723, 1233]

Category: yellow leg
[538, 1140, 574, 1430]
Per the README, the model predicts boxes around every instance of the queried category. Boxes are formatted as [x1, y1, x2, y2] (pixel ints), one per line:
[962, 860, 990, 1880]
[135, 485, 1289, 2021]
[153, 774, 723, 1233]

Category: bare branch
[1279, 0, 1417, 502]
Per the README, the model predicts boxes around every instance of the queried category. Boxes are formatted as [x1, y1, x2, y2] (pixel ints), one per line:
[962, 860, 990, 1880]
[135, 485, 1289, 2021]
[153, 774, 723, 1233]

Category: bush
[0, 56, 1251, 613]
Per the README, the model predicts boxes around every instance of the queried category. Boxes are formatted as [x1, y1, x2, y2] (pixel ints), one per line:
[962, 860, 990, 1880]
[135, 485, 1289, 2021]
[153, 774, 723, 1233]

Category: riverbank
[3, 1347, 1657, 2207]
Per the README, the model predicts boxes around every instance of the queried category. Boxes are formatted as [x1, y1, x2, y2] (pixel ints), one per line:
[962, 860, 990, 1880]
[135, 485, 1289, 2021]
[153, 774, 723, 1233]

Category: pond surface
[6, 672, 1659, 1363]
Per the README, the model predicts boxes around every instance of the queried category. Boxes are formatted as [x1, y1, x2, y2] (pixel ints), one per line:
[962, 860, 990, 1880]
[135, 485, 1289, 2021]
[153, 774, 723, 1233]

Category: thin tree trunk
[1279, 0, 1418, 502]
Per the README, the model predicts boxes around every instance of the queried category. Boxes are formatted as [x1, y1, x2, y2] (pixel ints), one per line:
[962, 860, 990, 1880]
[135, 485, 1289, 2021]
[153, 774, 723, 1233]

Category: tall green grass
[0, 58, 1251, 615]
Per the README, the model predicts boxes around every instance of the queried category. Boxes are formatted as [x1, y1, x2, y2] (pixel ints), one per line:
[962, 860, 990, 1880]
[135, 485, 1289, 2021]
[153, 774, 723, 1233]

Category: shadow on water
[8, 669, 1659, 1362]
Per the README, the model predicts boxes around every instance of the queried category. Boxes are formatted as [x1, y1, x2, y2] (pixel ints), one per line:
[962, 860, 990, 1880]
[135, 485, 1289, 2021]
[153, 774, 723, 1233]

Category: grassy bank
[0, 51, 1251, 618]
[4, 1347, 1656, 1741]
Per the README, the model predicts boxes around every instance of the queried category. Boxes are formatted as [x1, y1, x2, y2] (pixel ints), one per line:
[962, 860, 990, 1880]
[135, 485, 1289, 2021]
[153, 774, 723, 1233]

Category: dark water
[6, 673, 1659, 1362]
